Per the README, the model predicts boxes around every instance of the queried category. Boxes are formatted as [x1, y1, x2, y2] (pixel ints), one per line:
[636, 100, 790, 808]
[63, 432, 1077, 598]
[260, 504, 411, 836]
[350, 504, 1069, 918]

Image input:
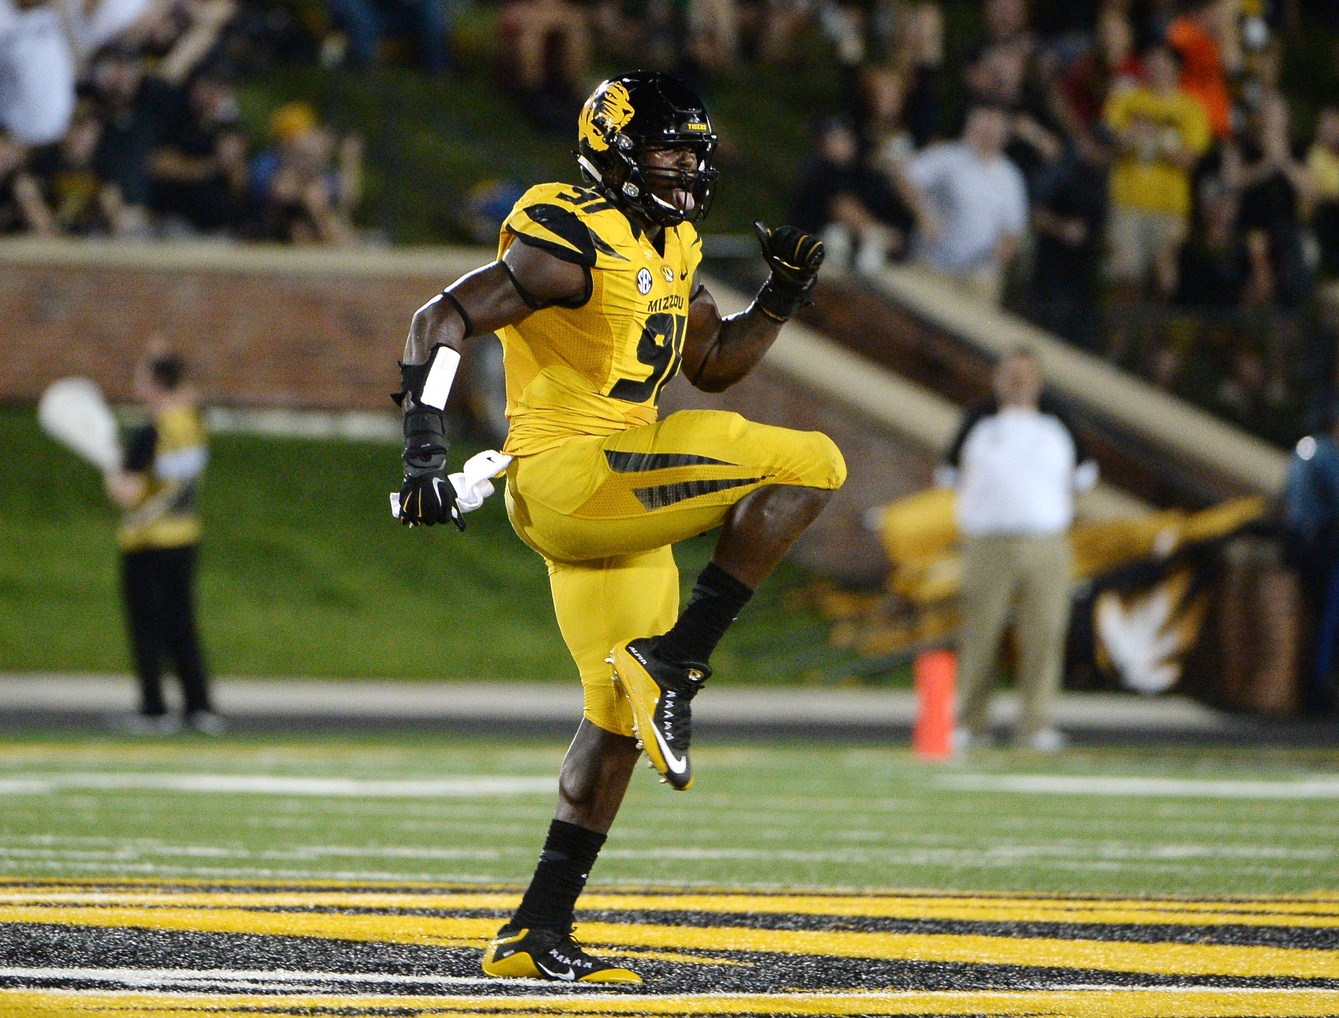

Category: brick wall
[0, 240, 935, 583]
[0, 240, 481, 408]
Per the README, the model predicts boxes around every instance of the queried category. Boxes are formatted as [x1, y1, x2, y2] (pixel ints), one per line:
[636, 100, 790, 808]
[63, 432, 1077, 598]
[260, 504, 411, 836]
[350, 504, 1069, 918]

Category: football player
[393, 70, 845, 983]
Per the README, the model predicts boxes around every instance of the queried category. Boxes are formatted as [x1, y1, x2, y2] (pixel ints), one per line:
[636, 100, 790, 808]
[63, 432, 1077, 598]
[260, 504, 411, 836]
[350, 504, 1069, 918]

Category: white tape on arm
[419, 345, 462, 411]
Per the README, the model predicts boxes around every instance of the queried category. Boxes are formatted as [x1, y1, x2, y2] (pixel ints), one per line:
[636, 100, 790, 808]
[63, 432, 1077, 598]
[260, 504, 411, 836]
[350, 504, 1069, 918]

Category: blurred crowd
[5, 0, 1339, 424]
[783, 0, 1339, 426]
[0, 0, 362, 244]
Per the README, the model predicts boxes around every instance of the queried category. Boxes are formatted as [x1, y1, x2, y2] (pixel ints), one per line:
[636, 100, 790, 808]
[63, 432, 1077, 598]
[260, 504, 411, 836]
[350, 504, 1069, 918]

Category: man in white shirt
[937, 348, 1098, 750]
[0, 0, 157, 147]
[0, 0, 75, 145]
[900, 103, 1029, 305]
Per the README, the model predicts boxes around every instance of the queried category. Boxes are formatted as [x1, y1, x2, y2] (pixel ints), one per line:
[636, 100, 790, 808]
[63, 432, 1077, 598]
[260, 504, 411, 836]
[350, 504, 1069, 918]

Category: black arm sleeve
[1040, 392, 1090, 464]
[944, 402, 995, 467]
[123, 424, 157, 473]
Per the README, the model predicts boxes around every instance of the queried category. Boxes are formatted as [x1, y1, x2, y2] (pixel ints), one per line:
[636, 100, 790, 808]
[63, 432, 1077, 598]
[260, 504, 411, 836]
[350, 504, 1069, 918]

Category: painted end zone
[0, 879, 1336, 1017]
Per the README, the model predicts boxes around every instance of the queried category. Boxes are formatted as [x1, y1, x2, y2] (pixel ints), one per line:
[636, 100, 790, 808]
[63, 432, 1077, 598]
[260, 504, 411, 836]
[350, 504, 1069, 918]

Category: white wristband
[420, 345, 462, 411]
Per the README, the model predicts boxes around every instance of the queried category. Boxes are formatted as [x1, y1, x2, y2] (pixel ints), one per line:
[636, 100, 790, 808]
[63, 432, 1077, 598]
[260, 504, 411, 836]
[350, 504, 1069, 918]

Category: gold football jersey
[497, 182, 703, 455]
[117, 404, 208, 552]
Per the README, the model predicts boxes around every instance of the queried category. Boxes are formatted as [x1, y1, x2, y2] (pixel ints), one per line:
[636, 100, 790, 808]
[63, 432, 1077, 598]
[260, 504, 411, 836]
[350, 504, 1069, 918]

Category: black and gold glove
[398, 406, 464, 530]
[753, 221, 825, 322]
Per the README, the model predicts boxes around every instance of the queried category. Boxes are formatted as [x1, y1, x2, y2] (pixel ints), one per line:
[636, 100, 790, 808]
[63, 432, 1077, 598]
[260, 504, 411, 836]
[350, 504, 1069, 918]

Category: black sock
[655, 561, 754, 667]
[509, 819, 606, 932]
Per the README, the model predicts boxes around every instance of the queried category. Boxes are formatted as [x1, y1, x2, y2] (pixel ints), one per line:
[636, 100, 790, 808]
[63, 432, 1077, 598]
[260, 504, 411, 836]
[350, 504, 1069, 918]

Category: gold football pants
[505, 409, 846, 735]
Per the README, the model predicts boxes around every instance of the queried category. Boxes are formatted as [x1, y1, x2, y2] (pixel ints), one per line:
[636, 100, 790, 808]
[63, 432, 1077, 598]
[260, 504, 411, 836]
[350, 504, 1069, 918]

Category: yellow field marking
[4, 988, 1339, 1018]
[4, 883, 1339, 930]
[7, 876, 1339, 905]
[2, 902, 1337, 979]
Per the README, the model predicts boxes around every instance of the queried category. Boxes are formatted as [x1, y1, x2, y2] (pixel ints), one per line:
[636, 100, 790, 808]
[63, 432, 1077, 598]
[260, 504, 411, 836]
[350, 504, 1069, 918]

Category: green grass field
[3, 733, 1335, 897]
[0, 408, 850, 683]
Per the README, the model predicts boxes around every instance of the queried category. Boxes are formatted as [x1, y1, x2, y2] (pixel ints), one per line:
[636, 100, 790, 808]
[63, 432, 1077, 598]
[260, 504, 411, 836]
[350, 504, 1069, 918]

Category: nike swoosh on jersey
[652, 725, 688, 774]
[536, 960, 577, 981]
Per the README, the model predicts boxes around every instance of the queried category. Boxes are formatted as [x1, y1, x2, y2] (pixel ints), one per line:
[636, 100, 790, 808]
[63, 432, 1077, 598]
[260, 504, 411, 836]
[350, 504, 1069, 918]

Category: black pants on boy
[121, 545, 211, 716]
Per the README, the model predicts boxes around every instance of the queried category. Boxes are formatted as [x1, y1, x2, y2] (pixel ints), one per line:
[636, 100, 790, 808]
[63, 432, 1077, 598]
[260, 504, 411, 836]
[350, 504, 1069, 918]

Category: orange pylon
[913, 649, 956, 760]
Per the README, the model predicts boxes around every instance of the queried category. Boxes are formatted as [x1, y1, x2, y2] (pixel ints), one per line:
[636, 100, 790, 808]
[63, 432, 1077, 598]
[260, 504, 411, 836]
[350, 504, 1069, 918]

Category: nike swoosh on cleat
[536, 961, 577, 981]
[651, 725, 688, 775]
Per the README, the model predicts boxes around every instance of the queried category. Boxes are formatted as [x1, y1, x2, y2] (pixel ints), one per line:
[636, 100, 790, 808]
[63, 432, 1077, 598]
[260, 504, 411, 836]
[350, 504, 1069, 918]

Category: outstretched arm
[681, 222, 824, 393]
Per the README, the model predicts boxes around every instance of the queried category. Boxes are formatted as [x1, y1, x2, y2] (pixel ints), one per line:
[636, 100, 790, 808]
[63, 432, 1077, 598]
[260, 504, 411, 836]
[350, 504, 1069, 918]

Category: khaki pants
[956, 532, 1073, 741]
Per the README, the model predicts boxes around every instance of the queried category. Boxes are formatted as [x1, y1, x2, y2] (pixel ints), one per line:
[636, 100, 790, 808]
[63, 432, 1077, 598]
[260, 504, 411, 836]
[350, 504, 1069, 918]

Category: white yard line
[940, 774, 1339, 800]
[0, 840, 1327, 867]
[0, 973, 1334, 1000]
[0, 773, 554, 798]
[0, 967, 511, 989]
[0, 860, 505, 882]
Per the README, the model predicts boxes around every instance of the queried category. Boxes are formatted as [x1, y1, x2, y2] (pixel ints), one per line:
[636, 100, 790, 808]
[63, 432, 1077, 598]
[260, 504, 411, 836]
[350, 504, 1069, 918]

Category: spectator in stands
[0, 128, 56, 235]
[1103, 42, 1212, 303]
[1307, 104, 1339, 282]
[899, 102, 1028, 305]
[250, 102, 362, 246]
[684, 0, 740, 73]
[65, 0, 156, 63]
[1055, 3, 1142, 145]
[32, 105, 146, 236]
[750, 0, 814, 66]
[496, 0, 591, 131]
[1174, 175, 1251, 309]
[1159, 175, 1255, 398]
[1029, 137, 1109, 349]
[968, 37, 1063, 194]
[973, 0, 1034, 64]
[0, 0, 76, 145]
[149, 64, 250, 236]
[1231, 92, 1315, 310]
[328, 0, 452, 75]
[963, 0, 1034, 110]
[938, 347, 1098, 752]
[856, 64, 915, 183]
[790, 113, 908, 278]
[1166, 0, 1237, 140]
[1283, 399, 1339, 715]
[818, 0, 866, 72]
[85, 45, 163, 230]
[896, 0, 947, 146]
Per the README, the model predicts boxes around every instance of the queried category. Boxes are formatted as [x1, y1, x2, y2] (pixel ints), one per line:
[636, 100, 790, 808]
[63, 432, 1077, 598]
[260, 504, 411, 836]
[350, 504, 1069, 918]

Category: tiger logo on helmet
[579, 81, 636, 153]
[575, 71, 719, 227]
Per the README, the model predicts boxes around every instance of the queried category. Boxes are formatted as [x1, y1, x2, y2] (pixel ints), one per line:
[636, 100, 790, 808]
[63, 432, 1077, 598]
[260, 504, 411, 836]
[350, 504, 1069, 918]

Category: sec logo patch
[637, 268, 653, 295]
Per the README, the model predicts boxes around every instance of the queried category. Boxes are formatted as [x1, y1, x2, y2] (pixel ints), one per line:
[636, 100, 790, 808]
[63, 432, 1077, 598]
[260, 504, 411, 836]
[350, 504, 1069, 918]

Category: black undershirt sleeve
[123, 424, 157, 473]
[944, 402, 995, 468]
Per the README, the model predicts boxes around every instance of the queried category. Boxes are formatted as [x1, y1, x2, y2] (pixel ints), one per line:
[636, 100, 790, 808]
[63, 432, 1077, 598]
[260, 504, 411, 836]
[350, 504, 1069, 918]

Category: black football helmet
[577, 71, 719, 227]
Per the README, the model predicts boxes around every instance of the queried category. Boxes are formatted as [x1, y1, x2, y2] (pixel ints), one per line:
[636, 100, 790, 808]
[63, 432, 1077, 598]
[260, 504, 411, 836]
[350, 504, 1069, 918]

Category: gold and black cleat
[608, 638, 709, 791]
[481, 925, 641, 984]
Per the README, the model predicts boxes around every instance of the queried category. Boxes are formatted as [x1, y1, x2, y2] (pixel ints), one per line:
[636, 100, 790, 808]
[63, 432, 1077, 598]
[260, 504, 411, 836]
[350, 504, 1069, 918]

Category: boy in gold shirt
[105, 351, 222, 735]
[1104, 42, 1212, 298]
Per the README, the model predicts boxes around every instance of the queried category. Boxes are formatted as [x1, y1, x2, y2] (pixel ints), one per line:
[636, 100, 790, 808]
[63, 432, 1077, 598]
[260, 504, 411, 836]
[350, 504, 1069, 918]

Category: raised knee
[811, 432, 847, 490]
